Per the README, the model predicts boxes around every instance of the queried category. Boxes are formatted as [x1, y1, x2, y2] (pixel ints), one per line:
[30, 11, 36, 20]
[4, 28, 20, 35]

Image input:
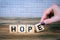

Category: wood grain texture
[0, 17, 60, 40]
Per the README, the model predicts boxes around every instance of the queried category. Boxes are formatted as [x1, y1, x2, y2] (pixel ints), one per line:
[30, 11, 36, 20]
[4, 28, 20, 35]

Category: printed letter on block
[9, 25, 17, 33]
[18, 25, 26, 34]
[35, 23, 44, 32]
[27, 25, 35, 34]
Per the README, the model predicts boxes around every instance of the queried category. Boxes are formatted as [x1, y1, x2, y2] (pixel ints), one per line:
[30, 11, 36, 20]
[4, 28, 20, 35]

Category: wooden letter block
[18, 25, 26, 34]
[9, 25, 17, 33]
[27, 25, 35, 34]
[35, 23, 44, 32]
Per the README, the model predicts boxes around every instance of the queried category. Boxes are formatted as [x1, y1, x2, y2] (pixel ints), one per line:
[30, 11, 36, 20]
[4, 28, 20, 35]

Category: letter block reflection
[9, 25, 17, 33]
[27, 25, 35, 34]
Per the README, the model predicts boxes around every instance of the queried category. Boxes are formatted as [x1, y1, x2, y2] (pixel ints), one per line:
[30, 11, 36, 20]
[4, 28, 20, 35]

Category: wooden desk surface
[0, 17, 60, 40]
